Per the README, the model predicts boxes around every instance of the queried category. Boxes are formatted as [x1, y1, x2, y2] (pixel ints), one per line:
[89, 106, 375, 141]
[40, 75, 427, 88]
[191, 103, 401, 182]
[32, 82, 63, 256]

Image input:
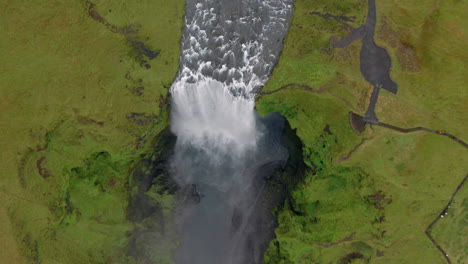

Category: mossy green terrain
[0, 0, 184, 263]
[1, 0, 466, 263]
[430, 184, 467, 264]
[259, 0, 467, 263]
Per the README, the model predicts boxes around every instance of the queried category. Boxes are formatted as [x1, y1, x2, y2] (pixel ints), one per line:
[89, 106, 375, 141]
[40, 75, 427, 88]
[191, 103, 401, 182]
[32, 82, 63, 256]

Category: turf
[1, 0, 466, 263]
[0, 0, 184, 263]
[430, 184, 467, 264]
[258, 0, 467, 263]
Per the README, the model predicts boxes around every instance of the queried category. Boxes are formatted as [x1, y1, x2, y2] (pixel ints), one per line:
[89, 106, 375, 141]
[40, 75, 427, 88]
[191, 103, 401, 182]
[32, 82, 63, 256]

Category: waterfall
[169, 1, 293, 263]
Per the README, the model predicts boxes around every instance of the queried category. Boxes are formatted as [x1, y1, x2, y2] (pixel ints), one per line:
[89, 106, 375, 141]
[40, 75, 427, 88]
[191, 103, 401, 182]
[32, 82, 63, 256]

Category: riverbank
[257, 0, 467, 263]
[2, 0, 466, 263]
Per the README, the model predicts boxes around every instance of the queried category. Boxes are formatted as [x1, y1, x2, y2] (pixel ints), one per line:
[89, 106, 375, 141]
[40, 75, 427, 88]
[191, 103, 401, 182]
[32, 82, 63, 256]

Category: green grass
[258, 0, 467, 263]
[1, 0, 466, 263]
[430, 184, 467, 264]
[0, 0, 184, 263]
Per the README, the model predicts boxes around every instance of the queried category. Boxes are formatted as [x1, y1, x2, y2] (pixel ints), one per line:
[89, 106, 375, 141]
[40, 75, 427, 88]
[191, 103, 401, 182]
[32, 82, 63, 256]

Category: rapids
[169, 1, 294, 263]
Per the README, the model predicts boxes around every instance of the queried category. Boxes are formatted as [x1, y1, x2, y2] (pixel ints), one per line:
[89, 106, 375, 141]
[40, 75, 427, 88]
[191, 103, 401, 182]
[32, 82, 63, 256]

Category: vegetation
[258, 0, 467, 263]
[1, 0, 466, 263]
[0, 0, 184, 263]
[430, 184, 467, 264]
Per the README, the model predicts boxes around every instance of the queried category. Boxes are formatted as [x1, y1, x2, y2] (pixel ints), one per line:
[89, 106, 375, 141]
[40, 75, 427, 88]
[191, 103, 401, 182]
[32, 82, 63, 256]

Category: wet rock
[246, 115, 307, 263]
[126, 128, 177, 261]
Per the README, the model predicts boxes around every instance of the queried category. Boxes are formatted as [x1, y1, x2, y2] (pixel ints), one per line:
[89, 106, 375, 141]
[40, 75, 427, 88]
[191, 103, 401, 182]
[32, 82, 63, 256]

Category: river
[169, 0, 294, 263]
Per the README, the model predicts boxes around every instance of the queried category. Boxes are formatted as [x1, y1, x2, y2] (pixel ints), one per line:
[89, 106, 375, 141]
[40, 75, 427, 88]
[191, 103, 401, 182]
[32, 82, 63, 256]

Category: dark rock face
[169, 1, 295, 262]
[125, 118, 306, 264]
[228, 114, 307, 264]
[126, 128, 177, 262]
[167, 112, 305, 264]
[242, 115, 307, 262]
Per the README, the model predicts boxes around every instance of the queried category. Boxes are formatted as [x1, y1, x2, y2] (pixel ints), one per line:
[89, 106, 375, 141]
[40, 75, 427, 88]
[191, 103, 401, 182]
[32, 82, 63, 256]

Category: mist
[169, 1, 294, 263]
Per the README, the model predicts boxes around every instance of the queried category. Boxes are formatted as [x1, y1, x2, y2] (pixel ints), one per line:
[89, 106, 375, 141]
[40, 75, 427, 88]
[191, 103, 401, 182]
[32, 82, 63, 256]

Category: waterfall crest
[169, 1, 294, 263]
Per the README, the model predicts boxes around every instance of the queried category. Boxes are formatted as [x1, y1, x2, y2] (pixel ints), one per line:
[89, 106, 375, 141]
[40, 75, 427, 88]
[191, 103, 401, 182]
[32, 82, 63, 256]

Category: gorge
[169, 0, 294, 263]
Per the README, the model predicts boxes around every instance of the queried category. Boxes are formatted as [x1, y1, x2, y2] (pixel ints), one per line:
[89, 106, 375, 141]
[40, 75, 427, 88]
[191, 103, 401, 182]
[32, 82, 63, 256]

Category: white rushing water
[171, 0, 292, 151]
[169, 0, 293, 263]
[171, 79, 257, 156]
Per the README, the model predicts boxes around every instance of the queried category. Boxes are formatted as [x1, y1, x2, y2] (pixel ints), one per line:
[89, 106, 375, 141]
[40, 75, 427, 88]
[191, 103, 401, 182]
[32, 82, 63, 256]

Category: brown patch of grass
[36, 156, 51, 179]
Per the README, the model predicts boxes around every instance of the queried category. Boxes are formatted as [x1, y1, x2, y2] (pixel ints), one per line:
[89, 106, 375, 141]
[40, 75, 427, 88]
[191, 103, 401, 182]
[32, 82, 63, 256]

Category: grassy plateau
[258, 0, 467, 263]
[0, 0, 184, 263]
[1, 0, 466, 263]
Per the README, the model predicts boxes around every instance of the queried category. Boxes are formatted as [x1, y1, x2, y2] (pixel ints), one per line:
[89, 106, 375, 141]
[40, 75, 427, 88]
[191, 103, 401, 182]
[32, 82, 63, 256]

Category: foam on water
[169, 0, 293, 263]
[171, 78, 257, 155]
[171, 0, 293, 152]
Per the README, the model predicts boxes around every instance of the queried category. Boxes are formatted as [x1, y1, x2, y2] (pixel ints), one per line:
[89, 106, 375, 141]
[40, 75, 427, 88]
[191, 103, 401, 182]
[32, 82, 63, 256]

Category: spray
[169, 1, 294, 263]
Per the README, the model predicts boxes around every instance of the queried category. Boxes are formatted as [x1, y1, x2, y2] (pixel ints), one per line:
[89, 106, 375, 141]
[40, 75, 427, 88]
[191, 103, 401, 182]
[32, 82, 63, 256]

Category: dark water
[171, 113, 289, 264]
[169, 0, 294, 263]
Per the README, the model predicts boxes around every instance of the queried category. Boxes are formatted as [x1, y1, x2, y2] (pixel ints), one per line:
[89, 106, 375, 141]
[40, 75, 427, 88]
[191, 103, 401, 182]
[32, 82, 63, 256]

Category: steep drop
[169, 1, 294, 263]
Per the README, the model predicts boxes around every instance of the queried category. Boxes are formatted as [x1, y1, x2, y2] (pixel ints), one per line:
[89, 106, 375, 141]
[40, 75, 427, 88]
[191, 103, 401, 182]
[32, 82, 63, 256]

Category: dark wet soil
[319, 233, 355, 248]
[349, 112, 367, 135]
[368, 190, 392, 210]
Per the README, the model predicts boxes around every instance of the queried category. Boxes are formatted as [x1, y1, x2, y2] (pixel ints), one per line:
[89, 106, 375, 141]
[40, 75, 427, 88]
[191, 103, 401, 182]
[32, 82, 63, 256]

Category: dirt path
[376, 122, 468, 148]
[348, 113, 467, 264]
[424, 174, 467, 264]
[261, 0, 466, 261]
[257, 83, 356, 110]
[261, 81, 467, 262]
[338, 137, 370, 162]
[330, 1, 467, 259]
